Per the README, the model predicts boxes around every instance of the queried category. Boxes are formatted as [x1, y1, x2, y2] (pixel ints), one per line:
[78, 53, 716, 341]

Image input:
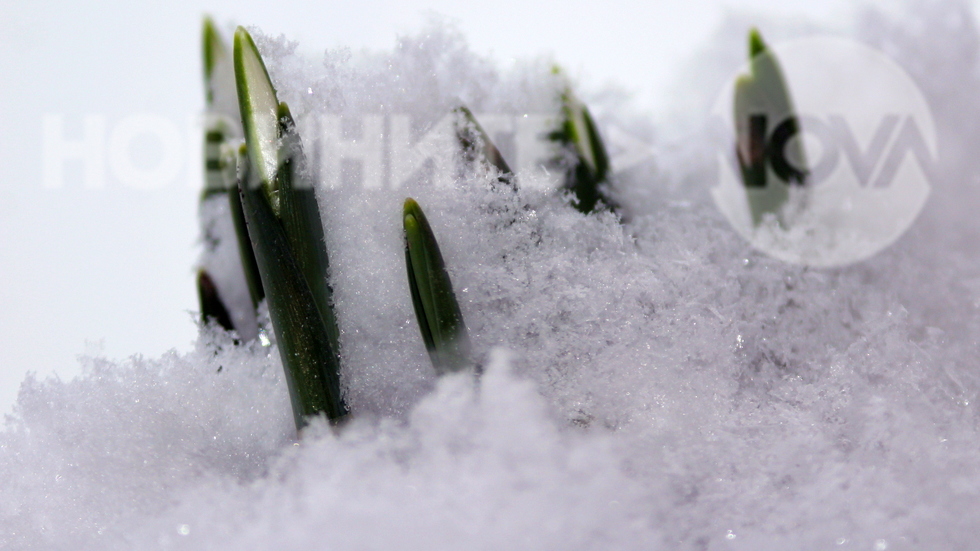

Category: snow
[4, 2, 980, 549]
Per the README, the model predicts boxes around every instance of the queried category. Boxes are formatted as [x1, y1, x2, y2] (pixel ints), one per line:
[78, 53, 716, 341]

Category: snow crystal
[4, 3, 980, 549]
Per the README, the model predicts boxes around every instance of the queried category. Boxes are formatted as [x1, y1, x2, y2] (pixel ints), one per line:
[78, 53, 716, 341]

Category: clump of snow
[4, 3, 980, 549]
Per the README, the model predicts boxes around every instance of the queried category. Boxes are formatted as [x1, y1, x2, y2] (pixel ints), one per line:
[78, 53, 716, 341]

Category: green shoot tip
[749, 28, 767, 59]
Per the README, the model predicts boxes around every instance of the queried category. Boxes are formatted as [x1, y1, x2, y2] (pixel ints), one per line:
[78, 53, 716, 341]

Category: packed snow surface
[5, 3, 980, 549]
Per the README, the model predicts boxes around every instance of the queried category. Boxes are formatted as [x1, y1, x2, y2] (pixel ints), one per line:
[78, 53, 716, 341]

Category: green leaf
[238, 167, 348, 428]
[748, 28, 766, 59]
[453, 105, 515, 189]
[233, 27, 347, 428]
[199, 19, 257, 342]
[276, 102, 341, 356]
[404, 198, 473, 376]
[202, 18, 239, 197]
[228, 144, 265, 309]
[202, 18, 240, 123]
[549, 68, 614, 214]
[734, 28, 807, 226]
[197, 269, 235, 332]
[202, 17, 225, 105]
[234, 26, 281, 214]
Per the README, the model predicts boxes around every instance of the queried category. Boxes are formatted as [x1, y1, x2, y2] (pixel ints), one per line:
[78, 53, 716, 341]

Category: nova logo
[711, 36, 937, 267]
[723, 113, 937, 189]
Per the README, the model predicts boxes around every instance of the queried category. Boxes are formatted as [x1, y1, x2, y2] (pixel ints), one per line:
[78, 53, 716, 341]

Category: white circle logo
[711, 34, 936, 267]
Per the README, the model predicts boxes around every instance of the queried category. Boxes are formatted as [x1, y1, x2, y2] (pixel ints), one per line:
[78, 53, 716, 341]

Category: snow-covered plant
[454, 105, 515, 190]
[549, 68, 614, 214]
[403, 198, 474, 376]
[234, 27, 347, 428]
[197, 18, 237, 333]
[733, 28, 807, 226]
[197, 18, 261, 340]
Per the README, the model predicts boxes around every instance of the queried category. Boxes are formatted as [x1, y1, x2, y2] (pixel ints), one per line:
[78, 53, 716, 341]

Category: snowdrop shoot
[549, 67, 614, 214]
[197, 18, 259, 340]
[403, 197, 474, 376]
[234, 27, 346, 427]
[731, 29, 806, 226]
[712, 31, 935, 266]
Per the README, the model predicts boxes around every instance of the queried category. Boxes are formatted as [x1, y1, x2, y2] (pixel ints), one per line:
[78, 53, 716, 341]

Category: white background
[1, 0, 882, 414]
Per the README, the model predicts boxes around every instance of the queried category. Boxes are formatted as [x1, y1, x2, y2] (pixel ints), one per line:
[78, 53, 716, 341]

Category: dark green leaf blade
[403, 198, 472, 376]
[276, 102, 341, 356]
[234, 27, 347, 428]
[239, 173, 348, 429]
[228, 146, 265, 309]
[404, 216, 435, 354]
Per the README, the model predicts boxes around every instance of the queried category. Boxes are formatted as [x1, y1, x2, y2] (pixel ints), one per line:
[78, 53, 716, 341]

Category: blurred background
[1, 0, 912, 414]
